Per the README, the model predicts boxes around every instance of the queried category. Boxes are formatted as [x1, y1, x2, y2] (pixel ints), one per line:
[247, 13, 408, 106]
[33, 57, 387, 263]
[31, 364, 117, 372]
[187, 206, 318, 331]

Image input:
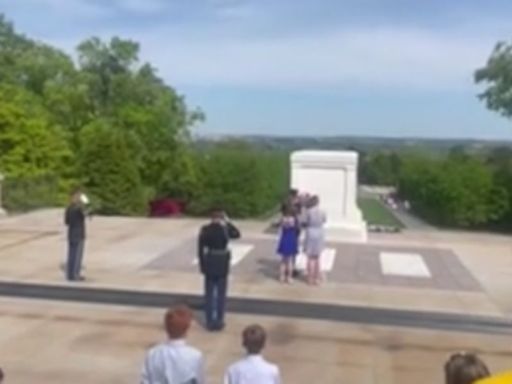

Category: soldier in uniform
[64, 189, 87, 281]
[198, 209, 241, 331]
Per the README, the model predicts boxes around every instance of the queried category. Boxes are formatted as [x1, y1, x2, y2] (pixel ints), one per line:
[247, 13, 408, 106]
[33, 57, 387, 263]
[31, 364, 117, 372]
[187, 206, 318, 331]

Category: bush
[399, 155, 509, 227]
[187, 145, 288, 218]
[3, 174, 63, 212]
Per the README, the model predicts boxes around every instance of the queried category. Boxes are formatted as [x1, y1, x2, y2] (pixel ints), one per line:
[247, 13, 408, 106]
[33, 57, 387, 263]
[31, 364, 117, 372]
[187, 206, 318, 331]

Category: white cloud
[110, 0, 169, 14]
[0, 0, 109, 18]
[134, 27, 494, 90]
[5, 0, 500, 91]
[211, 0, 259, 20]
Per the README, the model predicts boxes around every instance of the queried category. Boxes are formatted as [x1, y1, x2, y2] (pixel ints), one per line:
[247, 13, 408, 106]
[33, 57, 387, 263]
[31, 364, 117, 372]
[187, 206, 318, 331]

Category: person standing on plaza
[141, 305, 205, 384]
[280, 189, 302, 277]
[64, 188, 87, 281]
[303, 195, 326, 285]
[198, 209, 241, 331]
[276, 206, 299, 283]
[224, 324, 281, 384]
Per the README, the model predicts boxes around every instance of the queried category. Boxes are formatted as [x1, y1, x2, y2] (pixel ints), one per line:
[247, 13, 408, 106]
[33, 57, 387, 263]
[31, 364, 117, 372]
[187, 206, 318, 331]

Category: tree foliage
[360, 151, 402, 186]
[79, 120, 146, 215]
[0, 15, 203, 215]
[188, 145, 289, 218]
[399, 155, 509, 227]
[0, 84, 72, 179]
[0, 14, 287, 218]
[475, 41, 512, 118]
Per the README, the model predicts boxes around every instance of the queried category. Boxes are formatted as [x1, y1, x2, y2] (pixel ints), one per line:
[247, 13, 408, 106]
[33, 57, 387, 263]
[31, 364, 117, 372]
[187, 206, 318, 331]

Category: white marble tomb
[290, 150, 367, 242]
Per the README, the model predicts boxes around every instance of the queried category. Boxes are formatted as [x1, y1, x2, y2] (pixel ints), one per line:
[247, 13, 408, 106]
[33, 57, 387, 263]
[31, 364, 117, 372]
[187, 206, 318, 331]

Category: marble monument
[291, 150, 367, 242]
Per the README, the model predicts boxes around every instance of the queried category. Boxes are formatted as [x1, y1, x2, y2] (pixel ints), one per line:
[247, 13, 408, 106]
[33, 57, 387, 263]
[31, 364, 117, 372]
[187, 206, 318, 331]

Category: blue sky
[2, 0, 512, 139]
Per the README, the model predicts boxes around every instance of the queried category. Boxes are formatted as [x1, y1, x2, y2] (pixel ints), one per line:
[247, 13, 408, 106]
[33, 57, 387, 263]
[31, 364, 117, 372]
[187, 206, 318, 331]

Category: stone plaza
[0, 208, 511, 383]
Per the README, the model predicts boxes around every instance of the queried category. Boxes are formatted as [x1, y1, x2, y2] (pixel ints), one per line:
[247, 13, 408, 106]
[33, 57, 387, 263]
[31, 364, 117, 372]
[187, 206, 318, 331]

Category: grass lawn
[358, 197, 404, 228]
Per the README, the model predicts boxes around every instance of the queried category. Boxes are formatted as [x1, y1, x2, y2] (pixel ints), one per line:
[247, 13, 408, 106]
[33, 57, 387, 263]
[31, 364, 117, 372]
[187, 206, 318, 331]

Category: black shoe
[292, 269, 300, 278]
[67, 276, 85, 282]
[206, 322, 216, 331]
[208, 322, 225, 332]
[216, 322, 225, 331]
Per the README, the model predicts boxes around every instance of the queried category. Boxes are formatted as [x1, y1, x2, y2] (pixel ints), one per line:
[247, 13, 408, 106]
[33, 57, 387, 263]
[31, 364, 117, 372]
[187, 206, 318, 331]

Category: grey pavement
[144, 235, 481, 292]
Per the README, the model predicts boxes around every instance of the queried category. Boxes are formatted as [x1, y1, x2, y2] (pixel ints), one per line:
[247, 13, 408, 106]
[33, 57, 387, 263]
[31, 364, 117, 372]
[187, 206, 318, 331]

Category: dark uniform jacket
[65, 204, 86, 242]
[198, 221, 241, 278]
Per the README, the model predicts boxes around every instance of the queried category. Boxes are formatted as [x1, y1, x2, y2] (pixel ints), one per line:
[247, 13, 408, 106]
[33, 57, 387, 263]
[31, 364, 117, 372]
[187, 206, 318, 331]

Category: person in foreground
[198, 209, 241, 331]
[0, 367, 4, 383]
[445, 352, 490, 384]
[224, 324, 281, 384]
[141, 305, 205, 384]
[64, 188, 88, 281]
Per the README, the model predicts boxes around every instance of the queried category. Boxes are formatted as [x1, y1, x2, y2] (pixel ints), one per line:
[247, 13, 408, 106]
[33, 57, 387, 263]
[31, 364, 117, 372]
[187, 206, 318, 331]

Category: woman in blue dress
[276, 206, 299, 283]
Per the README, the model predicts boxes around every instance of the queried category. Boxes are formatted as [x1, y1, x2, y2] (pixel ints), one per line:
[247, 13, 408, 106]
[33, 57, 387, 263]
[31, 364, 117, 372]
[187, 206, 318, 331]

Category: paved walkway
[0, 209, 511, 317]
[1, 210, 511, 383]
[0, 297, 511, 384]
[392, 208, 436, 231]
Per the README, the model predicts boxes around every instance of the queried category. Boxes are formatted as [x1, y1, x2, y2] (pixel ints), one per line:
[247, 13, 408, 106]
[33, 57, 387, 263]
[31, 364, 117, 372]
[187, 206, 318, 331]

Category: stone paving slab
[143, 236, 482, 292]
[0, 211, 509, 318]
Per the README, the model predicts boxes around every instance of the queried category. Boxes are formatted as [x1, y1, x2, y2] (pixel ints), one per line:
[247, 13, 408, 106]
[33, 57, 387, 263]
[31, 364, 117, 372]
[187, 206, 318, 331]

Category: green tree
[360, 151, 401, 186]
[79, 120, 146, 216]
[399, 155, 509, 227]
[188, 144, 288, 218]
[475, 41, 512, 118]
[0, 84, 72, 179]
[0, 15, 205, 216]
[76, 37, 203, 197]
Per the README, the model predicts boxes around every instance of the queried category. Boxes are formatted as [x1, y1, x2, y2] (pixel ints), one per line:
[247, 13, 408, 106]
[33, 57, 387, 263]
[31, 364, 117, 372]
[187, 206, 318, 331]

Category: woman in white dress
[303, 195, 326, 285]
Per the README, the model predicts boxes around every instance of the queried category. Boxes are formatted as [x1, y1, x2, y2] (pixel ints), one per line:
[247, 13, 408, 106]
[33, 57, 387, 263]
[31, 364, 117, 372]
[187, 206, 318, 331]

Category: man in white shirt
[141, 306, 205, 384]
[224, 324, 281, 384]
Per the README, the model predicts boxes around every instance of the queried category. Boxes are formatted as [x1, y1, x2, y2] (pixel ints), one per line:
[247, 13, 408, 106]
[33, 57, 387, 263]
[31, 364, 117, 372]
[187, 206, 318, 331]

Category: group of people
[61, 187, 326, 331]
[62, 188, 240, 332]
[140, 305, 507, 384]
[276, 189, 326, 285]
[0, 321, 509, 384]
[141, 305, 281, 384]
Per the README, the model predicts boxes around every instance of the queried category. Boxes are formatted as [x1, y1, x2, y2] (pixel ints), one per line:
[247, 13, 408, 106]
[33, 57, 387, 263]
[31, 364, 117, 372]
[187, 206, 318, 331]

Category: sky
[2, 0, 512, 139]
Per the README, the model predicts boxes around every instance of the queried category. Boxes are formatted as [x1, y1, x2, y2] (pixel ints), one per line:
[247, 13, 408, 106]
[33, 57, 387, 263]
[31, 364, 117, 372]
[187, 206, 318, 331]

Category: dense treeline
[357, 36, 512, 230]
[360, 149, 512, 228]
[0, 15, 288, 218]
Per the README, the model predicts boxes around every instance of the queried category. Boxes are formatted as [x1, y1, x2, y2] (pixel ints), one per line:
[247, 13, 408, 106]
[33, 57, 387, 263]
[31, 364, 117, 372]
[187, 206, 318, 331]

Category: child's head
[164, 305, 193, 339]
[445, 353, 490, 384]
[242, 324, 267, 355]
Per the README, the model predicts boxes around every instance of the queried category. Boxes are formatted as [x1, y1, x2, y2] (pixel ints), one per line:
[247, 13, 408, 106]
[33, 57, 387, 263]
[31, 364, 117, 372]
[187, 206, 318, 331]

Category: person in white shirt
[224, 324, 281, 384]
[141, 305, 205, 384]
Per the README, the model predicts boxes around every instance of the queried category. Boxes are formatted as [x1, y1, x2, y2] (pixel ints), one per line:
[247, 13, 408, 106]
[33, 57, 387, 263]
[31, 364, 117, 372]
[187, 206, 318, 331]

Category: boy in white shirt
[224, 324, 281, 384]
[141, 306, 205, 384]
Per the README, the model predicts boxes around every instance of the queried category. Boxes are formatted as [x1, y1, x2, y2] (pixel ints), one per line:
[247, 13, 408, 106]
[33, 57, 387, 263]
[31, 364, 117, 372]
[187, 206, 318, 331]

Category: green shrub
[187, 145, 288, 218]
[79, 121, 146, 216]
[3, 174, 63, 212]
[399, 155, 509, 227]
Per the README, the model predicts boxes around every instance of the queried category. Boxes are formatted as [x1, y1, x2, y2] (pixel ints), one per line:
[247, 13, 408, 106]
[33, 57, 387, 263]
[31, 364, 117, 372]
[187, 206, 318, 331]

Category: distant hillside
[193, 134, 512, 154]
